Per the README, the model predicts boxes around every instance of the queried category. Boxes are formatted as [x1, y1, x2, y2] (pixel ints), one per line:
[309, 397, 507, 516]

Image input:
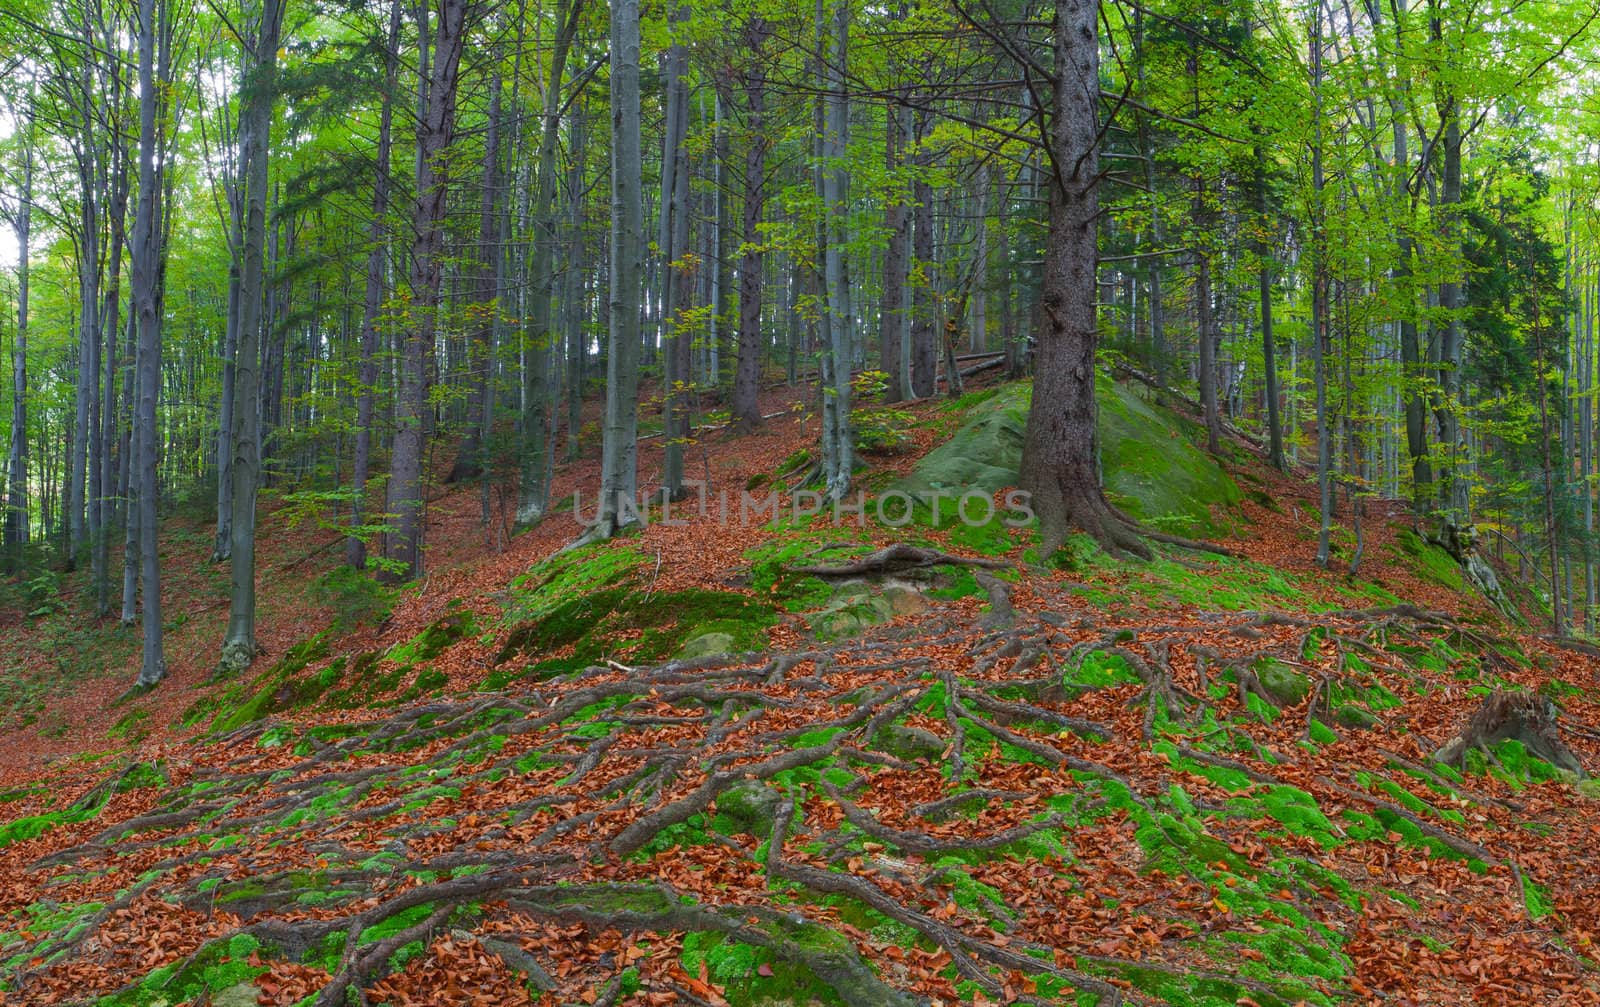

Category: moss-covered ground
[2, 377, 1598, 1006]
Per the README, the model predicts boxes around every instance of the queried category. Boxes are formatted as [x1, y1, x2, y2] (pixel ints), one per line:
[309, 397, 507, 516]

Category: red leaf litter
[1, 374, 1598, 1006]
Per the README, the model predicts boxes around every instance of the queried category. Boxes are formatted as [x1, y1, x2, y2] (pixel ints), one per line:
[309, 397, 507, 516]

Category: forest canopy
[0, 0, 1599, 684]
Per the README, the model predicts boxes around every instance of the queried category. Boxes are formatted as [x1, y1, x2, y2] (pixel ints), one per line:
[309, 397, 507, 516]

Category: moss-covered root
[508, 883, 922, 1007]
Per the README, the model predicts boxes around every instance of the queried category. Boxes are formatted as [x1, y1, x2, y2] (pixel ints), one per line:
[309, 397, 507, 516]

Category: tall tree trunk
[564, 103, 587, 463]
[97, 101, 130, 615]
[1311, 4, 1333, 568]
[878, 98, 908, 405]
[385, 0, 470, 580]
[515, 0, 579, 527]
[1189, 47, 1220, 455]
[348, 0, 402, 569]
[450, 64, 502, 487]
[730, 22, 771, 429]
[129, 0, 167, 686]
[817, 0, 853, 498]
[909, 127, 936, 398]
[119, 309, 137, 624]
[214, 182, 242, 562]
[1021, 0, 1148, 559]
[1255, 154, 1284, 470]
[4, 103, 31, 574]
[659, 10, 691, 500]
[1133, 7, 1166, 384]
[1431, 4, 1466, 523]
[971, 165, 988, 352]
[594, 0, 644, 537]
[69, 112, 98, 567]
[220, 0, 284, 673]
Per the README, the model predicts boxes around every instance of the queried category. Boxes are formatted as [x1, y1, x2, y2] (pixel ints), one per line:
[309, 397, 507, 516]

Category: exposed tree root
[787, 542, 1011, 577]
[1432, 690, 1586, 779]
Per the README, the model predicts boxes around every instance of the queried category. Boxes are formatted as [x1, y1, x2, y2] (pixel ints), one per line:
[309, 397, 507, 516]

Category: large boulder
[892, 379, 1241, 537]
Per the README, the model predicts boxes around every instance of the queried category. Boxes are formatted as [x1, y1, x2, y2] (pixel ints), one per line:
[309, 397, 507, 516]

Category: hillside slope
[3, 379, 1599, 1007]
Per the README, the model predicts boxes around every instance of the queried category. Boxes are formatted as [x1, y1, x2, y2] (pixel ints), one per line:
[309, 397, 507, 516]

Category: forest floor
[2, 373, 1600, 1007]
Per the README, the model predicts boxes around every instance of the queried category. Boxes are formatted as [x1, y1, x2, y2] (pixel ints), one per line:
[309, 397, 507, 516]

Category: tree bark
[730, 20, 771, 429]
[1021, 0, 1149, 560]
[659, 10, 692, 500]
[593, 0, 644, 537]
[347, 0, 402, 570]
[450, 65, 503, 488]
[816, 0, 853, 499]
[220, 0, 284, 673]
[515, 0, 580, 527]
[4, 100, 31, 574]
[878, 99, 908, 405]
[909, 128, 936, 398]
[129, 0, 167, 686]
[385, 0, 470, 581]
[1256, 154, 1284, 471]
[1310, 5, 1333, 568]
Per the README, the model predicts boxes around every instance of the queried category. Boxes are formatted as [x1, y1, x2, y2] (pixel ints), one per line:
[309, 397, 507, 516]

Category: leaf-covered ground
[3, 378, 1600, 1007]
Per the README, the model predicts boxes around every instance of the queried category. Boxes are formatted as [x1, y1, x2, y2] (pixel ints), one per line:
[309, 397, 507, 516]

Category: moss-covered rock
[807, 581, 929, 640]
[498, 543, 777, 666]
[891, 379, 1241, 537]
[713, 781, 783, 836]
[868, 724, 945, 762]
[1256, 657, 1311, 707]
[680, 631, 739, 659]
[1336, 704, 1381, 730]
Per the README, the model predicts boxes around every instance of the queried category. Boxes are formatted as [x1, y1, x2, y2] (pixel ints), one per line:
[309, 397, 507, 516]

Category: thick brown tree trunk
[1021, 0, 1149, 560]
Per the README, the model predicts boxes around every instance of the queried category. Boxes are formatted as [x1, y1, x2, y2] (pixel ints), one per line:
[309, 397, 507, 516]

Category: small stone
[714, 780, 784, 836]
[868, 724, 945, 762]
[1255, 657, 1311, 707]
[679, 631, 738, 659]
[212, 984, 264, 1007]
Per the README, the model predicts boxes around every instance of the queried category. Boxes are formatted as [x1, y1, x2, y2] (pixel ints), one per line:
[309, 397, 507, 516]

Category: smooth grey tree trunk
[130, 0, 167, 686]
[515, 0, 580, 527]
[817, 0, 853, 499]
[878, 100, 907, 404]
[909, 144, 936, 398]
[220, 0, 284, 674]
[594, 0, 644, 537]
[659, 11, 691, 500]
[97, 102, 130, 614]
[4, 102, 31, 573]
[564, 104, 587, 463]
[450, 65, 502, 488]
[1310, 5, 1333, 568]
[214, 177, 242, 563]
[1434, 78, 1467, 521]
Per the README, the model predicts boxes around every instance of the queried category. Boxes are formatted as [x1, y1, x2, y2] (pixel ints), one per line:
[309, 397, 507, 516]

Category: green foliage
[312, 566, 397, 635]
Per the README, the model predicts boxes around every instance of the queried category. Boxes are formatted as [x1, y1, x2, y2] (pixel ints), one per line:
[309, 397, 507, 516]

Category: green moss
[209, 632, 334, 732]
[497, 542, 777, 668]
[89, 933, 266, 1006]
[386, 604, 476, 666]
[1391, 529, 1465, 592]
[1095, 376, 1243, 537]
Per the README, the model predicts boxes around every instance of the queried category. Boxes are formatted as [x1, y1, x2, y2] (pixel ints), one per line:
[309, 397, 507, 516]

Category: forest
[4, 0, 1600, 1003]
[0, 0, 1595, 683]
